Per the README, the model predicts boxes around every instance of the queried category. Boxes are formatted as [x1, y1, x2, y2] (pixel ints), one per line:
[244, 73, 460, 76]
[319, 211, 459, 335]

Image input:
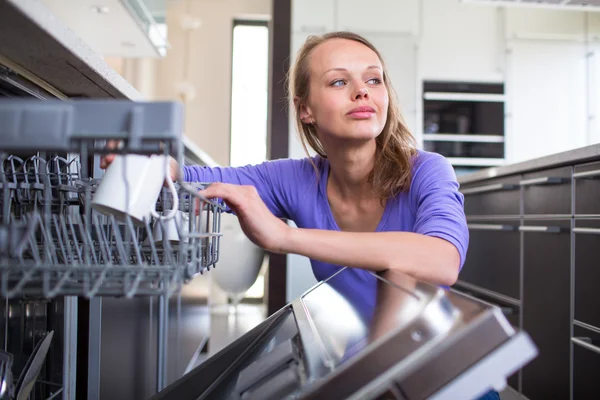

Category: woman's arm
[199, 160, 465, 287]
[282, 229, 460, 286]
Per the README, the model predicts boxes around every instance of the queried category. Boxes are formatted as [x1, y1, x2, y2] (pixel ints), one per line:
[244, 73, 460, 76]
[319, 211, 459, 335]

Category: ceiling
[41, 0, 166, 58]
[463, 0, 600, 11]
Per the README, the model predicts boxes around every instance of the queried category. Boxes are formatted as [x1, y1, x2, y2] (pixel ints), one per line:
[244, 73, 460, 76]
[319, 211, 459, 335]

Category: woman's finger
[199, 183, 244, 207]
[100, 140, 120, 169]
[100, 153, 116, 169]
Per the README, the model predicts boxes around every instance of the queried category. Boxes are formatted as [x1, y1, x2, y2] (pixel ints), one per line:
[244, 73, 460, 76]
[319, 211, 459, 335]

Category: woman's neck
[325, 139, 377, 199]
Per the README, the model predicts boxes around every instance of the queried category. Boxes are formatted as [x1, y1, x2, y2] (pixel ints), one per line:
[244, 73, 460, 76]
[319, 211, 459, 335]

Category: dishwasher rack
[0, 99, 224, 299]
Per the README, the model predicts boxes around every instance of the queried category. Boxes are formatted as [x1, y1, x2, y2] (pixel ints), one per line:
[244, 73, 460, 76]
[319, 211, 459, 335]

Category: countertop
[458, 143, 600, 185]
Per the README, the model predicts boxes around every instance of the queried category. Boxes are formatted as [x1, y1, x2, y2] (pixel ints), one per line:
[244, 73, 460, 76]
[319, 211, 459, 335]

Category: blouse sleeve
[409, 152, 469, 269]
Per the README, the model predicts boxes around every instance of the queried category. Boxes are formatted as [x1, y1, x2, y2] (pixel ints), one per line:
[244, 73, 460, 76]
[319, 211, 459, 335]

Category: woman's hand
[100, 140, 182, 181]
[199, 183, 290, 253]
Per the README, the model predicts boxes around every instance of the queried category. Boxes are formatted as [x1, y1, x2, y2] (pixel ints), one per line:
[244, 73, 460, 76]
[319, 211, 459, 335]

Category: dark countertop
[458, 144, 600, 185]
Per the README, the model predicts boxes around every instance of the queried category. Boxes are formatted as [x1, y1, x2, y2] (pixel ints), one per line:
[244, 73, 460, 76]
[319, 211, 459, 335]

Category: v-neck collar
[319, 157, 391, 232]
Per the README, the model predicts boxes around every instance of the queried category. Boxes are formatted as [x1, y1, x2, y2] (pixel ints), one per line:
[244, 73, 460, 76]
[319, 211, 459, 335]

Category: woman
[104, 31, 499, 399]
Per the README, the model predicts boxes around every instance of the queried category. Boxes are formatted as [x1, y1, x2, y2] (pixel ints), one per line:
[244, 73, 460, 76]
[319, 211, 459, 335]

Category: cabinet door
[292, 0, 336, 33]
[521, 166, 572, 216]
[461, 176, 521, 216]
[459, 220, 520, 300]
[572, 325, 600, 400]
[362, 34, 417, 135]
[573, 220, 600, 330]
[574, 161, 600, 216]
[521, 220, 571, 400]
[336, 0, 419, 35]
[506, 41, 587, 163]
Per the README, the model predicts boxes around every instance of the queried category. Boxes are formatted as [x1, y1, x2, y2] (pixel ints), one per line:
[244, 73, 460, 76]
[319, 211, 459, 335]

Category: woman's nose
[355, 86, 369, 100]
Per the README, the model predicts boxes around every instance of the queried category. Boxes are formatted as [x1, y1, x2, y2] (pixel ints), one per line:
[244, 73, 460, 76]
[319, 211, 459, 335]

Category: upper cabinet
[292, 0, 336, 33]
[505, 8, 587, 41]
[291, 0, 418, 35]
[420, 0, 504, 83]
[336, 0, 419, 35]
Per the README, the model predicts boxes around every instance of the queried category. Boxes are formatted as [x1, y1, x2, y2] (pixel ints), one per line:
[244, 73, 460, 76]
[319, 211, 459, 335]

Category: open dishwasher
[151, 267, 537, 400]
[0, 99, 224, 399]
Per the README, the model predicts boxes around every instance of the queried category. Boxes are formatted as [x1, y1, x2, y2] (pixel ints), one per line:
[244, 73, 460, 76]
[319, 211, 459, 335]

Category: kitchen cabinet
[336, 0, 419, 35]
[505, 40, 587, 164]
[572, 325, 600, 399]
[521, 166, 572, 216]
[291, 0, 335, 33]
[420, 0, 503, 83]
[457, 144, 600, 397]
[521, 219, 571, 400]
[461, 176, 521, 216]
[505, 8, 587, 42]
[461, 220, 520, 300]
[574, 161, 600, 216]
[363, 33, 417, 135]
[573, 219, 600, 330]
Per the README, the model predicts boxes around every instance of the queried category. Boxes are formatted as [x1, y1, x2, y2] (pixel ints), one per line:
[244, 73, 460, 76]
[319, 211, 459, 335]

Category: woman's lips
[347, 106, 375, 119]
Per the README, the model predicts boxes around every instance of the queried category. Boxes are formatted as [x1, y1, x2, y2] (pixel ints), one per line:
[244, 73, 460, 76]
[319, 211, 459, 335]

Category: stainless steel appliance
[150, 268, 538, 400]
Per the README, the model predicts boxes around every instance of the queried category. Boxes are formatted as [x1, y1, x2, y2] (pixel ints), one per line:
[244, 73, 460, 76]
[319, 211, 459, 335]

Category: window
[229, 20, 269, 167]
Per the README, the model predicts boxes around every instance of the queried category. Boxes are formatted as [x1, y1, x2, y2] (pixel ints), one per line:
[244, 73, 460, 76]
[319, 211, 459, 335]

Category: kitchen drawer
[572, 325, 600, 399]
[521, 219, 571, 400]
[574, 161, 600, 216]
[461, 176, 521, 216]
[522, 166, 572, 216]
[573, 220, 600, 330]
[459, 220, 520, 300]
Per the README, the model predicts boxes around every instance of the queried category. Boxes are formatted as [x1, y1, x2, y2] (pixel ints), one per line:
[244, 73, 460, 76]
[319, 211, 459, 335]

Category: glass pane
[230, 24, 269, 167]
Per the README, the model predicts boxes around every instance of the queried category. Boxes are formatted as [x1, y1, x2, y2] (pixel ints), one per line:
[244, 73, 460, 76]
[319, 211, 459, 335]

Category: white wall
[154, 0, 271, 166]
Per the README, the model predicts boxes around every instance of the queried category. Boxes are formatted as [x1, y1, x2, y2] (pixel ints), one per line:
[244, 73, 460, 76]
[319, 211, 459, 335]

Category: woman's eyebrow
[322, 65, 382, 76]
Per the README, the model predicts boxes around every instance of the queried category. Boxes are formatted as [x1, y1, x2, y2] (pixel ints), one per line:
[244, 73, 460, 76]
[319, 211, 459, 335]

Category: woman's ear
[294, 97, 314, 124]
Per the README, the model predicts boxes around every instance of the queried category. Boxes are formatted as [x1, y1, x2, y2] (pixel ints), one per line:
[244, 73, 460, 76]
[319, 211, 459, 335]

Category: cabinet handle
[467, 224, 517, 232]
[573, 227, 600, 235]
[519, 176, 566, 186]
[518, 226, 562, 233]
[571, 337, 600, 355]
[461, 183, 518, 195]
[572, 169, 600, 179]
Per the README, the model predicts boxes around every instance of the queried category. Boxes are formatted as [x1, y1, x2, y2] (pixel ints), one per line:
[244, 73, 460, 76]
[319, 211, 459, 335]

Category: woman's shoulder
[408, 149, 458, 193]
[260, 155, 324, 185]
[411, 149, 451, 172]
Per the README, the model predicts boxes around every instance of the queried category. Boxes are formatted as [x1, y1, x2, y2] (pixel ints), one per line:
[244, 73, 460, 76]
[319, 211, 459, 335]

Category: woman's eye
[331, 80, 346, 87]
[367, 78, 382, 85]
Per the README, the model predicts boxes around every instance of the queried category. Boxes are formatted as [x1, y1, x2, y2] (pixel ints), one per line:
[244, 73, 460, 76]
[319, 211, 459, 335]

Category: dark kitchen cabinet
[573, 219, 600, 330]
[572, 325, 600, 400]
[462, 176, 521, 216]
[460, 220, 520, 300]
[521, 166, 572, 216]
[520, 219, 571, 400]
[574, 161, 600, 216]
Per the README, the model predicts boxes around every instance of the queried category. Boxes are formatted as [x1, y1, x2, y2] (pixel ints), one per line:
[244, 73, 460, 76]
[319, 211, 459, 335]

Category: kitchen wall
[286, 0, 600, 301]
[153, 0, 271, 166]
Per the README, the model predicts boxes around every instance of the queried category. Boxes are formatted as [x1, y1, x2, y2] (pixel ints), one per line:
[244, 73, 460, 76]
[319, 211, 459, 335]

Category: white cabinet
[364, 34, 418, 138]
[505, 8, 586, 41]
[292, 0, 336, 33]
[590, 44, 600, 145]
[336, 0, 419, 35]
[420, 0, 503, 83]
[506, 41, 588, 163]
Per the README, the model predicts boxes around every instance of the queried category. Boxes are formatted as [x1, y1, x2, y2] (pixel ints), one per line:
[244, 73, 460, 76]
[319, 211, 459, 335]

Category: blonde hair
[288, 31, 417, 198]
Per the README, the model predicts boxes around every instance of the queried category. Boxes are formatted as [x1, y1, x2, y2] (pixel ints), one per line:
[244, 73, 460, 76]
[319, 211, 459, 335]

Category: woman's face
[300, 38, 389, 144]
